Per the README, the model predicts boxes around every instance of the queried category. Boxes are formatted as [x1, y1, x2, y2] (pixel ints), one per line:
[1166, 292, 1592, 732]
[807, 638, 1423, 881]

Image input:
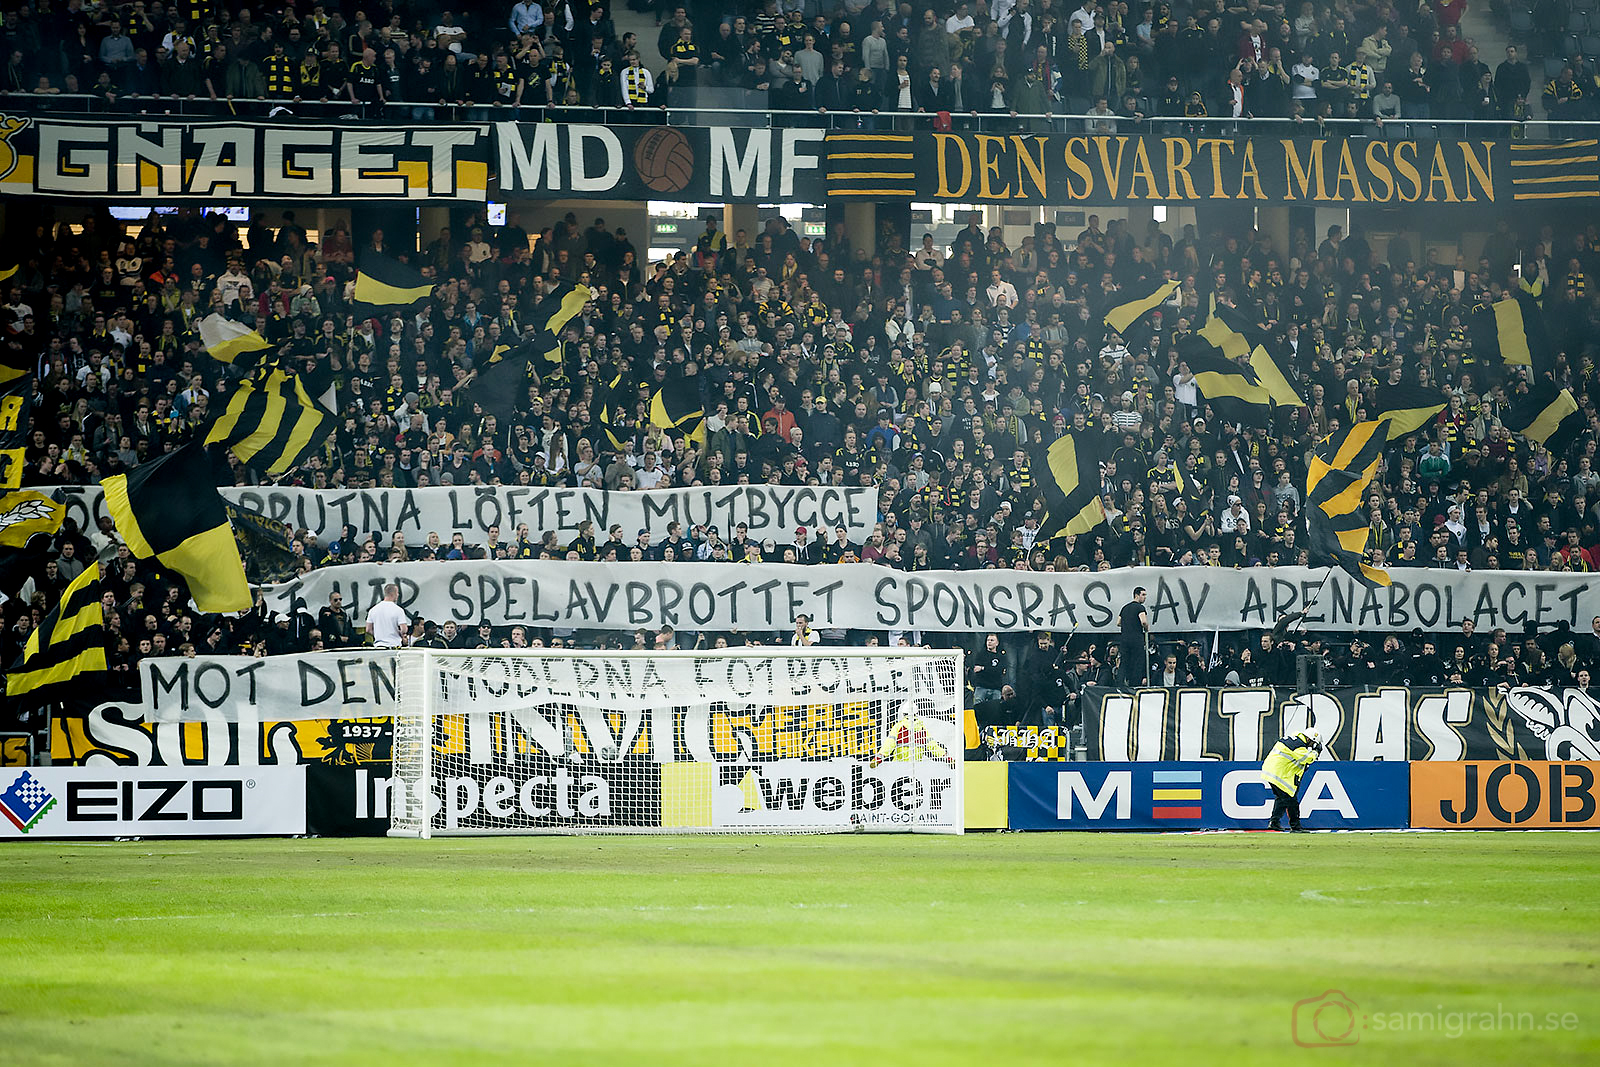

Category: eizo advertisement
[1008, 761, 1410, 831]
[0, 766, 306, 838]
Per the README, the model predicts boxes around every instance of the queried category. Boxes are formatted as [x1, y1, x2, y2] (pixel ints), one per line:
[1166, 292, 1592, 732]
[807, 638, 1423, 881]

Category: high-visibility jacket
[875, 715, 949, 764]
[1261, 735, 1318, 794]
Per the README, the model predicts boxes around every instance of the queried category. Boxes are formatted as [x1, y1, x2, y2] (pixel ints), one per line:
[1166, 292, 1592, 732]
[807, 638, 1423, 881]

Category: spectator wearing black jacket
[1020, 630, 1066, 727]
[969, 632, 1008, 703]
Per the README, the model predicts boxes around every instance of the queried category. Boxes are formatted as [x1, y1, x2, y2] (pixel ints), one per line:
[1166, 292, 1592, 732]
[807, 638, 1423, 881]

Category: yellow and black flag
[1201, 305, 1303, 407]
[649, 375, 706, 446]
[1180, 337, 1272, 426]
[467, 283, 591, 420]
[1306, 418, 1389, 517]
[1508, 383, 1584, 453]
[1104, 277, 1180, 335]
[0, 380, 28, 490]
[528, 282, 592, 367]
[6, 561, 107, 703]
[470, 342, 538, 423]
[198, 314, 274, 366]
[596, 372, 634, 454]
[1307, 507, 1391, 588]
[1248, 341, 1304, 408]
[204, 362, 334, 477]
[1197, 302, 1256, 361]
[0, 344, 29, 389]
[1369, 383, 1447, 440]
[353, 255, 433, 312]
[1034, 432, 1107, 538]
[1473, 291, 1552, 369]
[102, 443, 252, 614]
[0, 490, 63, 549]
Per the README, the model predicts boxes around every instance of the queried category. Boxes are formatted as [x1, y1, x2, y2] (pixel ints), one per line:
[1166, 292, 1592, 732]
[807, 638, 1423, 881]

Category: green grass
[3, 834, 1598, 1065]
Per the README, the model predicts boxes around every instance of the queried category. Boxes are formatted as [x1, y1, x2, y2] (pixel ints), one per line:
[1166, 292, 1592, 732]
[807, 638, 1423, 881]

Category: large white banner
[0, 766, 306, 838]
[260, 561, 1600, 635]
[123, 649, 954, 722]
[129, 653, 397, 724]
[56, 484, 875, 546]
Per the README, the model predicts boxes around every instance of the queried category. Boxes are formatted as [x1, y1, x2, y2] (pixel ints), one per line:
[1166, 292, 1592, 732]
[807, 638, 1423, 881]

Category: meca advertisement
[0, 766, 306, 838]
[1008, 761, 1410, 831]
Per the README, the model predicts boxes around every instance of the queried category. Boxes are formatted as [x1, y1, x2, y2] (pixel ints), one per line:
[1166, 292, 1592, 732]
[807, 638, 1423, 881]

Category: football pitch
[4, 834, 1597, 1065]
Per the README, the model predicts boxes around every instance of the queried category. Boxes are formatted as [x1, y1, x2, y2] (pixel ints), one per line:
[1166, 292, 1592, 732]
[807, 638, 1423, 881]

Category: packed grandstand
[0, 192, 1596, 712]
[0, 0, 1598, 740]
[0, 0, 1593, 122]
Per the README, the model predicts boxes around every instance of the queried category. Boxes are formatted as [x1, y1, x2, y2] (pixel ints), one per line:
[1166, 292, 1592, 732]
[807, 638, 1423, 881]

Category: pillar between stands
[723, 204, 760, 249]
[843, 202, 876, 257]
[1255, 205, 1291, 259]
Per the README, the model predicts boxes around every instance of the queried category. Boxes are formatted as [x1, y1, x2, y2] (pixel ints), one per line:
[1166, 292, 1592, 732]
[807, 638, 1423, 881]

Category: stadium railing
[4, 92, 1598, 140]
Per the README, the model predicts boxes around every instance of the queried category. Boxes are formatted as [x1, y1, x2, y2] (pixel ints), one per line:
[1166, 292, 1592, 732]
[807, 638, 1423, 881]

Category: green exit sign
[803, 222, 826, 236]
[655, 222, 679, 234]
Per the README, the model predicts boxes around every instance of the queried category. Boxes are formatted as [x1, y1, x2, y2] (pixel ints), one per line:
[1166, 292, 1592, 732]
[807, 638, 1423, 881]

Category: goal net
[389, 648, 965, 837]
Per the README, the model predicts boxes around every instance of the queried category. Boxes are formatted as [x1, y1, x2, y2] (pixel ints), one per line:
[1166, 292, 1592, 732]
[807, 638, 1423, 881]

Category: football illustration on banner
[634, 127, 694, 194]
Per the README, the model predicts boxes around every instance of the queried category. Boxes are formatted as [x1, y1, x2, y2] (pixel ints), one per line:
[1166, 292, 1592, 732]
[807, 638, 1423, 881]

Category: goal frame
[387, 646, 966, 839]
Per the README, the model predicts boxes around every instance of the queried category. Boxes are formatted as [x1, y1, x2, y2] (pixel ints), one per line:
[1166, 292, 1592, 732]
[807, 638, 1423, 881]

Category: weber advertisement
[704, 758, 961, 832]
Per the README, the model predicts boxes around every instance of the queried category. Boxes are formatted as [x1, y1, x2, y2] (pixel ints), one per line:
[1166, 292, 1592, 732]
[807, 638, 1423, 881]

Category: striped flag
[6, 561, 107, 703]
[1370, 383, 1448, 440]
[468, 283, 591, 421]
[1104, 278, 1180, 336]
[1307, 508, 1391, 588]
[649, 375, 706, 446]
[1033, 432, 1107, 538]
[198, 314, 273, 366]
[1507, 383, 1584, 453]
[102, 443, 252, 614]
[824, 133, 917, 198]
[204, 362, 334, 477]
[1509, 139, 1600, 201]
[1472, 290, 1552, 370]
[1307, 419, 1389, 516]
[353, 255, 433, 311]
[1179, 337, 1272, 427]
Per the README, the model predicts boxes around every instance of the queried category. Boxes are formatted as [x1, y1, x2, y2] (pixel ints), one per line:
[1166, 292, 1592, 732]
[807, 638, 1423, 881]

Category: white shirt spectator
[634, 458, 666, 489]
[1173, 369, 1198, 407]
[946, 11, 975, 33]
[1291, 61, 1319, 99]
[216, 267, 251, 306]
[986, 279, 1018, 308]
[1219, 504, 1251, 533]
[367, 600, 410, 648]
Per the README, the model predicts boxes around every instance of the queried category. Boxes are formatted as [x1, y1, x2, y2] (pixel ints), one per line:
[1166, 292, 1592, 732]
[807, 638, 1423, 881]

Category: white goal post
[388, 647, 965, 837]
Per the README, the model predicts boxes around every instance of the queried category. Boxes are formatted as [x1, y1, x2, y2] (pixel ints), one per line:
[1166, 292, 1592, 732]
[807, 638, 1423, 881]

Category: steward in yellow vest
[1261, 729, 1321, 832]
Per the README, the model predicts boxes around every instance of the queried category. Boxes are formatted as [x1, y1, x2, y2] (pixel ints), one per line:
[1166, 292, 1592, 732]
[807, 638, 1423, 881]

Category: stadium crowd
[3, 197, 1600, 725]
[0, 0, 1594, 122]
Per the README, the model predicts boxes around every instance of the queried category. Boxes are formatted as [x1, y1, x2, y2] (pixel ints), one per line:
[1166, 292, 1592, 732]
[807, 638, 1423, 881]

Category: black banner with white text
[1082, 684, 1600, 763]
